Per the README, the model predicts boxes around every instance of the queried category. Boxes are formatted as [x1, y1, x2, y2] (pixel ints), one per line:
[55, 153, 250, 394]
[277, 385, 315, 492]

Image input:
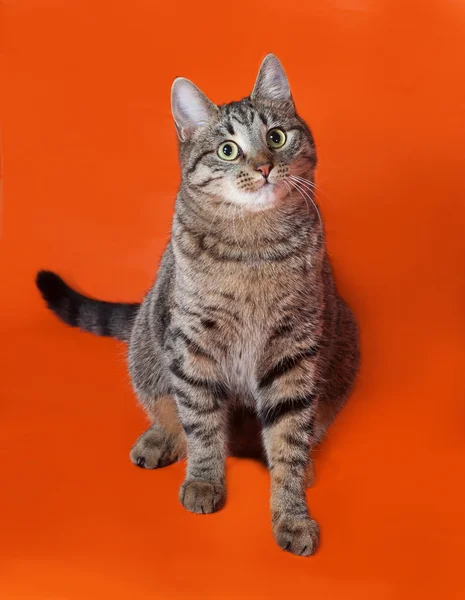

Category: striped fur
[36, 54, 360, 556]
[36, 270, 139, 342]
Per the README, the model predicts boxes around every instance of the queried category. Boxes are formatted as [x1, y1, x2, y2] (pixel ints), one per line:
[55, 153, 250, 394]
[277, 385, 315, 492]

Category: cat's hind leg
[130, 395, 187, 469]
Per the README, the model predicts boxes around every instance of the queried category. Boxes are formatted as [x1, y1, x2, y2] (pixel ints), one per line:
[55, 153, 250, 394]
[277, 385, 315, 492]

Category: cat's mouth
[256, 179, 272, 190]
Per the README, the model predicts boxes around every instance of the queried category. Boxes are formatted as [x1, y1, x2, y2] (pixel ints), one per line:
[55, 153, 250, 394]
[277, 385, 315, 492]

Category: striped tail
[36, 270, 140, 342]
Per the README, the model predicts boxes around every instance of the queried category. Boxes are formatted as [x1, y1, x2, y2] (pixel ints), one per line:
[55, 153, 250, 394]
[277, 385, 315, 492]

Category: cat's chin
[229, 183, 284, 212]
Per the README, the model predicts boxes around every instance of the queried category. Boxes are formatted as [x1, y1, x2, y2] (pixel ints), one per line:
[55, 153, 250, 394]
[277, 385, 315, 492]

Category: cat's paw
[273, 516, 320, 556]
[179, 479, 226, 514]
[130, 425, 185, 469]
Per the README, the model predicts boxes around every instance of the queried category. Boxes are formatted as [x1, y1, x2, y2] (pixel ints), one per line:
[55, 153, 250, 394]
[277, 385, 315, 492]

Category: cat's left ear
[171, 78, 218, 142]
[251, 54, 293, 104]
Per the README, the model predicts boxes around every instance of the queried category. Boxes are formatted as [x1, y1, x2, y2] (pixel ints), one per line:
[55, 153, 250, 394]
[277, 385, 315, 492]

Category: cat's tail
[35, 270, 140, 342]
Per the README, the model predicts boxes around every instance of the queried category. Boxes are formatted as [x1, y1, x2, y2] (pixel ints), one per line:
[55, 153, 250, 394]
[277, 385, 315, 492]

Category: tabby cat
[36, 54, 360, 556]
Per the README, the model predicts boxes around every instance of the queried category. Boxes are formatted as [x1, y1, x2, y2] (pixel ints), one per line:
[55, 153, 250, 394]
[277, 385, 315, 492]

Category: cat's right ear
[171, 78, 218, 142]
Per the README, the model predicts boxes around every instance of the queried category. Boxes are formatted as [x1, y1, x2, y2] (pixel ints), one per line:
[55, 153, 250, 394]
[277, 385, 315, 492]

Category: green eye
[217, 141, 240, 161]
[267, 128, 287, 149]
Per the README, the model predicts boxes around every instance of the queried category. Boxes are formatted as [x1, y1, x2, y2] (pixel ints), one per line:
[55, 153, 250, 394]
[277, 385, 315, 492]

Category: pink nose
[256, 163, 272, 178]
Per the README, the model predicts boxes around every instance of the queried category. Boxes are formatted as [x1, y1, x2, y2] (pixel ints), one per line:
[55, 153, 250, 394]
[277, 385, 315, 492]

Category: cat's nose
[255, 163, 272, 179]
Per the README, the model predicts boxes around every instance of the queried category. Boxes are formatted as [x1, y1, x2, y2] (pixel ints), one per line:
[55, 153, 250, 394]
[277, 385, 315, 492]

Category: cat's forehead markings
[222, 122, 261, 155]
[221, 101, 256, 127]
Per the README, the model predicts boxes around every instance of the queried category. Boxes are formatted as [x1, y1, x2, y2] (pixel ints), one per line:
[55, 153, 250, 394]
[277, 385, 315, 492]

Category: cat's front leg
[169, 354, 229, 514]
[257, 355, 320, 556]
[261, 395, 319, 555]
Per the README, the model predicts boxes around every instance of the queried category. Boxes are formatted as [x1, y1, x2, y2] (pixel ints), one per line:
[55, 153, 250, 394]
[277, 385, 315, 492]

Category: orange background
[2, 1, 465, 598]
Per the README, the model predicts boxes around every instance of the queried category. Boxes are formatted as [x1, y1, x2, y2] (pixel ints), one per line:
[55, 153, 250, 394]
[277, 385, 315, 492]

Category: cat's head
[171, 54, 316, 211]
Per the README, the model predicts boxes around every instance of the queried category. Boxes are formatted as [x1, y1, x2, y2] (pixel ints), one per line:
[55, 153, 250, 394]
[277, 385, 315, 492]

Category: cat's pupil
[270, 131, 281, 144]
[223, 144, 233, 156]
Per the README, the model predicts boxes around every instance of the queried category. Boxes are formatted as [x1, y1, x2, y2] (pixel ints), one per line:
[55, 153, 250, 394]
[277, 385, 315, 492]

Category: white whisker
[291, 175, 331, 203]
[288, 175, 317, 194]
[288, 176, 323, 201]
[286, 177, 323, 232]
[282, 179, 292, 195]
[287, 178, 310, 218]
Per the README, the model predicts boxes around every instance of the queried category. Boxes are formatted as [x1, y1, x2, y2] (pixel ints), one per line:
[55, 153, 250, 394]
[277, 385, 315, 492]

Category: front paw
[179, 479, 226, 514]
[273, 516, 320, 556]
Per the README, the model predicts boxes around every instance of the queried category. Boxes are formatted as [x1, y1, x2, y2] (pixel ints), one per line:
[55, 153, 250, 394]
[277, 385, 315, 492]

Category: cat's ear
[171, 78, 218, 141]
[251, 54, 292, 103]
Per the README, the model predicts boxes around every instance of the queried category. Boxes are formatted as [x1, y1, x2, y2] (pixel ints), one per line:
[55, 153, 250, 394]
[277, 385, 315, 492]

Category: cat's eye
[267, 128, 287, 149]
[217, 141, 240, 161]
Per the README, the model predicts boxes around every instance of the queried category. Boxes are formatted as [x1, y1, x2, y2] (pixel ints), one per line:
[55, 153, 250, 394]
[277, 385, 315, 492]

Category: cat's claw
[179, 479, 226, 514]
[273, 517, 320, 557]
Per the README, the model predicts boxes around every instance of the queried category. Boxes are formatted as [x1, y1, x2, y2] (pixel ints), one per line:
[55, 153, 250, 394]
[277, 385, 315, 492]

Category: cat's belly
[224, 327, 264, 407]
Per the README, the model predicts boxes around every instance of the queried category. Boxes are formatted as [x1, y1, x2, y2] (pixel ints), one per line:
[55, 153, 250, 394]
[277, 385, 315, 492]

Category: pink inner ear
[252, 55, 291, 102]
[171, 78, 217, 140]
